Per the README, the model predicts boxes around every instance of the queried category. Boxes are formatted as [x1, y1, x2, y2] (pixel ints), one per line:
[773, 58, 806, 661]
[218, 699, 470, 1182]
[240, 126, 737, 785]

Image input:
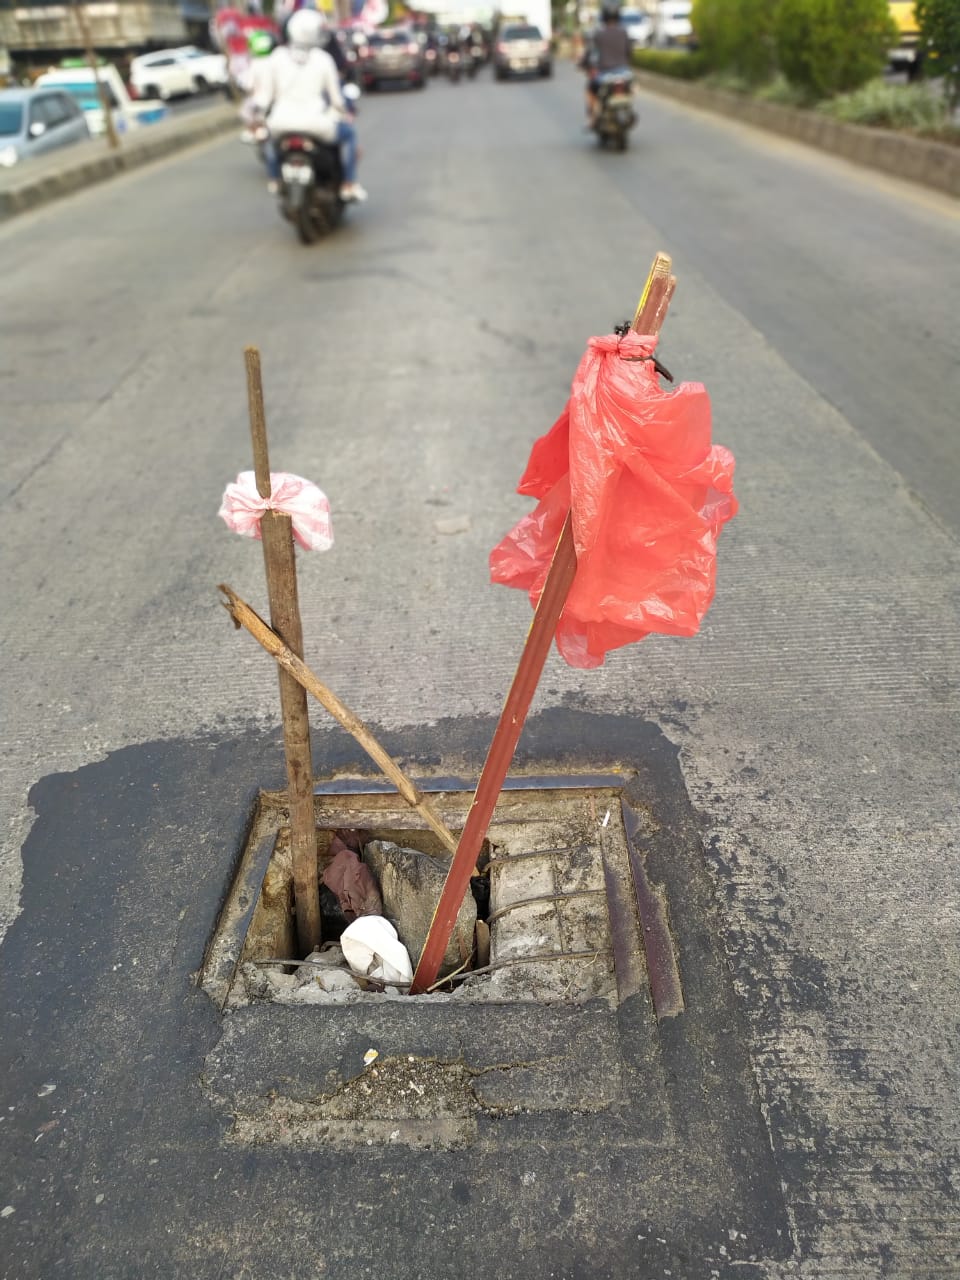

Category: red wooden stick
[409, 254, 676, 995]
[409, 513, 577, 993]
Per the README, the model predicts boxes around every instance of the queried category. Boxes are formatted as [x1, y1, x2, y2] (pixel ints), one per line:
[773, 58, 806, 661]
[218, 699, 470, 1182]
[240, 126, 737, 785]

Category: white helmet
[286, 8, 328, 49]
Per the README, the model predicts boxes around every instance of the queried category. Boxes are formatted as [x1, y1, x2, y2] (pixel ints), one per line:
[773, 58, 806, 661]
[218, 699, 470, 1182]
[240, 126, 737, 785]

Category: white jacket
[254, 45, 345, 144]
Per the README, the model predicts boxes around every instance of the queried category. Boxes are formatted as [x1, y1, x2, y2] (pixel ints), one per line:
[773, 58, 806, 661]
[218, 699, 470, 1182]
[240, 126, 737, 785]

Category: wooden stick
[409, 515, 577, 992]
[409, 252, 677, 996]
[219, 584, 462, 860]
[243, 348, 322, 955]
[632, 251, 674, 334]
[71, 0, 120, 152]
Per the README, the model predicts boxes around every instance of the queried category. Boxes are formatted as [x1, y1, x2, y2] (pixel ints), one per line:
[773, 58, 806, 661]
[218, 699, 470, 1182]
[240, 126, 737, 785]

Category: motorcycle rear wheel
[296, 203, 320, 245]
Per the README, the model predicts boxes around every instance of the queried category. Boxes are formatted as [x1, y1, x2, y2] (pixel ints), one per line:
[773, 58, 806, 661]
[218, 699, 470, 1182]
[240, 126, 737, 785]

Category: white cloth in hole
[340, 917, 413, 985]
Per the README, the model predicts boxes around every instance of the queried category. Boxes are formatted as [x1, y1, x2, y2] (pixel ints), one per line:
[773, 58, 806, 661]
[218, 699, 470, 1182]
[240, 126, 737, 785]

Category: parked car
[357, 27, 427, 90]
[169, 46, 230, 90]
[494, 24, 552, 79]
[620, 7, 654, 47]
[652, 0, 694, 48]
[0, 87, 89, 167]
[130, 46, 227, 100]
[887, 0, 924, 79]
[35, 64, 167, 135]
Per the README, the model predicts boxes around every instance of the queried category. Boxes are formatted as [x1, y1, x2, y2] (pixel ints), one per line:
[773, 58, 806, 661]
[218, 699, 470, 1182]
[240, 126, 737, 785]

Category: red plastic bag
[489, 331, 738, 668]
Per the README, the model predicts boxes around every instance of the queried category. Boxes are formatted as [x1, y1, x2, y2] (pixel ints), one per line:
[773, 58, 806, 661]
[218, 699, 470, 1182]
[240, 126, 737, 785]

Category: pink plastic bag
[218, 471, 334, 552]
[490, 331, 737, 668]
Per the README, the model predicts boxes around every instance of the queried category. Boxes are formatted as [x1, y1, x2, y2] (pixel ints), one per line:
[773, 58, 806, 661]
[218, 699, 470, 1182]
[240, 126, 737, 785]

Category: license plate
[282, 163, 312, 184]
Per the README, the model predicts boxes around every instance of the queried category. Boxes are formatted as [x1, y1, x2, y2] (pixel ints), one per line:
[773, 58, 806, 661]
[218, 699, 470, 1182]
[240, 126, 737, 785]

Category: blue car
[0, 87, 91, 168]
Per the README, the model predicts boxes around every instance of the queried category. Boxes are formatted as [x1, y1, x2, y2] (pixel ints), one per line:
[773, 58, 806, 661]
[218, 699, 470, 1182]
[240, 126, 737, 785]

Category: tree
[692, 0, 779, 83]
[775, 0, 896, 98]
[916, 0, 960, 109]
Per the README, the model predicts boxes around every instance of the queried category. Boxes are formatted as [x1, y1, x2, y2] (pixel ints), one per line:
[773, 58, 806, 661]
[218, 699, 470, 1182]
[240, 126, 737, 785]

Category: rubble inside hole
[229, 799, 623, 1008]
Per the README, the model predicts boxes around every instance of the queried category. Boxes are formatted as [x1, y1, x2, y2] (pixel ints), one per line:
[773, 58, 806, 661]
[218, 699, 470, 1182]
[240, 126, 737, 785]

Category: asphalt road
[1, 61, 958, 1278]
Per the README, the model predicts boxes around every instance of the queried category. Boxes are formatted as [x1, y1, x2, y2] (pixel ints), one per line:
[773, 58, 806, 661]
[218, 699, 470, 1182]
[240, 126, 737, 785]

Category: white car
[35, 64, 167, 135]
[170, 46, 229, 90]
[653, 0, 693, 47]
[620, 8, 653, 47]
[130, 46, 227, 101]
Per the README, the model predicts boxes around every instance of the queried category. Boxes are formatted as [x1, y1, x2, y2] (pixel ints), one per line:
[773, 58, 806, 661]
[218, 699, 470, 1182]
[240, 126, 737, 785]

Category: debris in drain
[341, 916, 413, 985]
[322, 833, 383, 922]
[363, 840, 476, 979]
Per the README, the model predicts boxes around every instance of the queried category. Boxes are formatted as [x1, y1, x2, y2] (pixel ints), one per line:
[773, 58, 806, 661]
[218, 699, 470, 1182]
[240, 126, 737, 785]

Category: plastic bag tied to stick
[489, 331, 738, 668]
[219, 470, 334, 552]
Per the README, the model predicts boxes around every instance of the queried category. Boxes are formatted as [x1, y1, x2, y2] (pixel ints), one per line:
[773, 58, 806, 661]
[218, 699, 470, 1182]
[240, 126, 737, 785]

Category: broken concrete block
[363, 841, 476, 978]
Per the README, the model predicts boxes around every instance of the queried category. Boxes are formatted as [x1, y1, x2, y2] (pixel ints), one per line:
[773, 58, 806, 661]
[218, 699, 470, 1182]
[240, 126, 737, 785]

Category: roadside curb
[632, 70, 960, 199]
[0, 102, 239, 221]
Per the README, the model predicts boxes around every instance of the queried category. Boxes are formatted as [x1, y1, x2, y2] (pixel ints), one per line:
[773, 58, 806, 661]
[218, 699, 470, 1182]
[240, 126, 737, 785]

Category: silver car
[0, 87, 90, 168]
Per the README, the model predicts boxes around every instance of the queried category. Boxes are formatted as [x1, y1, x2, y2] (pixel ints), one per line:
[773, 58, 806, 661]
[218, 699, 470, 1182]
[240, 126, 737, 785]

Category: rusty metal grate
[200, 773, 683, 1017]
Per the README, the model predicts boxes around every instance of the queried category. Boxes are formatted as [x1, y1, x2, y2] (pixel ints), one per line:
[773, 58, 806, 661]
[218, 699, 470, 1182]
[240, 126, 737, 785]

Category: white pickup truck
[35, 63, 168, 137]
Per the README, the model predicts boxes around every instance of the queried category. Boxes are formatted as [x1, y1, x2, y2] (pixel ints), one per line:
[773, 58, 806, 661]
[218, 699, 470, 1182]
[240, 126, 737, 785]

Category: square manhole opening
[201, 775, 660, 1011]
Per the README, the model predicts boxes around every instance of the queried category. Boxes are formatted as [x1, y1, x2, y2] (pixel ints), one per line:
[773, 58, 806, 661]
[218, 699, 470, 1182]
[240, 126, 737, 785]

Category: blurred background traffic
[1, 0, 954, 173]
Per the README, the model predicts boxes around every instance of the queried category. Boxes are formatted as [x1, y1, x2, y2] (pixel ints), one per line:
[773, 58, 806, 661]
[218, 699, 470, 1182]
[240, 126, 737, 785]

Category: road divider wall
[0, 102, 239, 221]
[632, 71, 960, 199]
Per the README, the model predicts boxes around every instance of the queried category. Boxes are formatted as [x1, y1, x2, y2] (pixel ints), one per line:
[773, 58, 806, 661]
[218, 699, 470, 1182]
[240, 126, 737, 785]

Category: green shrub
[820, 76, 951, 128]
[754, 72, 817, 105]
[630, 49, 704, 79]
[775, 0, 896, 98]
[916, 0, 960, 109]
[632, 48, 709, 79]
[692, 0, 779, 83]
[703, 69, 754, 93]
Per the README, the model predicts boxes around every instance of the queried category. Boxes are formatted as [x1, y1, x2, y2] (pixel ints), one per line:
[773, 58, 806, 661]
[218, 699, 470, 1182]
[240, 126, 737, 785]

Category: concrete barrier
[632, 71, 960, 199]
[0, 101, 240, 221]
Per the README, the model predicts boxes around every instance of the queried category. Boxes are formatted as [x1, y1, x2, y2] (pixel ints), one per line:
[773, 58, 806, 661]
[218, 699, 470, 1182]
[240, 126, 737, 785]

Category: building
[0, 0, 214, 66]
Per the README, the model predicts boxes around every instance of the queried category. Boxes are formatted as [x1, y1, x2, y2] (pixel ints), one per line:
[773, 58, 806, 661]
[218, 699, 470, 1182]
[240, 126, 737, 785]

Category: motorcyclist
[582, 2, 633, 124]
[239, 29, 277, 144]
[254, 8, 366, 203]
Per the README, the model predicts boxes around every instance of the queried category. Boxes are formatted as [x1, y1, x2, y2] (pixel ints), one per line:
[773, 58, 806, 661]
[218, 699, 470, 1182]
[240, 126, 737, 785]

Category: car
[652, 0, 694, 47]
[0, 87, 90, 167]
[619, 7, 653, 47]
[130, 46, 227, 100]
[169, 46, 230, 91]
[356, 27, 427, 90]
[494, 24, 552, 80]
[35, 64, 167, 135]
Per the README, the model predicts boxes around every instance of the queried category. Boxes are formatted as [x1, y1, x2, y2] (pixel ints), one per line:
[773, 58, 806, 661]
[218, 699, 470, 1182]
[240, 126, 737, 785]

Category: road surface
[1, 60, 958, 1279]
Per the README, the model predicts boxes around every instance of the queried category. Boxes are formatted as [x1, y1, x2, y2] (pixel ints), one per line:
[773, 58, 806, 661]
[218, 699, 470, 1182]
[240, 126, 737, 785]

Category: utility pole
[71, 0, 120, 151]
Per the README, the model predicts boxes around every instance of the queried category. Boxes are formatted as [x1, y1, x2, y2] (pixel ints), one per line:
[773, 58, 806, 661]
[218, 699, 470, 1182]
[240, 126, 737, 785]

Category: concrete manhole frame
[200, 772, 684, 1018]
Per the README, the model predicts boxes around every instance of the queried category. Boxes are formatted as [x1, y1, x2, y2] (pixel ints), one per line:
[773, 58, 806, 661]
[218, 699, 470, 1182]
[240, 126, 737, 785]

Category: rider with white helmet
[255, 7, 367, 202]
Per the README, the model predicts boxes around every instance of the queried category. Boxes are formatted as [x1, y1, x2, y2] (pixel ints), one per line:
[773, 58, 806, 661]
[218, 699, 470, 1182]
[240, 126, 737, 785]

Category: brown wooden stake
[243, 347, 322, 955]
[410, 252, 677, 995]
[219, 583, 462, 860]
[71, 0, 120, 152]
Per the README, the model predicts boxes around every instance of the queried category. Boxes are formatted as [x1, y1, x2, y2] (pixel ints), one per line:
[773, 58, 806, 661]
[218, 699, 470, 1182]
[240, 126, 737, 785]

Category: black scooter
[276, 132, 345, 243]
[275, 84, 360, 245]
[592, 67, 637, 152]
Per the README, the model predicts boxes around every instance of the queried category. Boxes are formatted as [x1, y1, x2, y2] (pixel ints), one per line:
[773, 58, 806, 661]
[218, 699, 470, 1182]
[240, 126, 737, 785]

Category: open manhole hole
[201, 774, 682, 1015]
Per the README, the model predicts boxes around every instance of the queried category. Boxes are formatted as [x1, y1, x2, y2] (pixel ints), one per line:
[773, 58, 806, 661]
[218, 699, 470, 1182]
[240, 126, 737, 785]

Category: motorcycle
[276, 132, 345, 243]
[445, 46, 463, 82]
[275, 84, 360, 245]
[592, 67, 637, 152]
